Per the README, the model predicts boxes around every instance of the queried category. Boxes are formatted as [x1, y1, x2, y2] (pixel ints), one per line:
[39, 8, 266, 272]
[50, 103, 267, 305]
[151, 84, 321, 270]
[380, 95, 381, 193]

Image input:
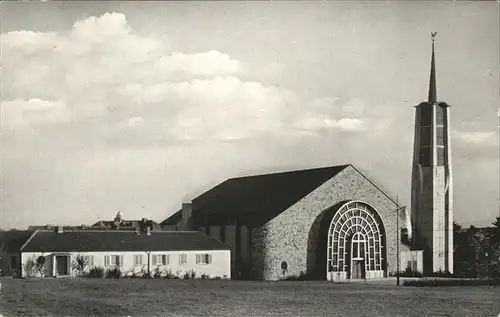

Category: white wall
[400, 250, 424, 273]
[21, 250, 231, 279]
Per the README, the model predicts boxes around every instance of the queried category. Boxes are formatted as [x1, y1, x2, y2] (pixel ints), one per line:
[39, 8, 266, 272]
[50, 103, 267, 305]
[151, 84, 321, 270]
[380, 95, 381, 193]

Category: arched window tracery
[327, 201, 385, 275]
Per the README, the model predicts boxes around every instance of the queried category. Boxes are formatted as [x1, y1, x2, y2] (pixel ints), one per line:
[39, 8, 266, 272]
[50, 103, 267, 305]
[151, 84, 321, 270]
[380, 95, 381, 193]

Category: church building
[162, 164, 414, 280]
[161, 35, 452, 280]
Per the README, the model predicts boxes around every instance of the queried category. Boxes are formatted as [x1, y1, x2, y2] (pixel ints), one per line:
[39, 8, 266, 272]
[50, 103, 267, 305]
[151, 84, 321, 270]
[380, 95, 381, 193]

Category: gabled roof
[21, 230, 229, 253]
[163, 164, 350, 227]
[0, 230, 35, 252]
[160, 211, 181, 227]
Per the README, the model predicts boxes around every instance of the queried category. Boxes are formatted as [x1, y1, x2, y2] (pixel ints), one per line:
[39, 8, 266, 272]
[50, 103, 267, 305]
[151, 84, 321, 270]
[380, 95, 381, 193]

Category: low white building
[17, 228, 231, 279]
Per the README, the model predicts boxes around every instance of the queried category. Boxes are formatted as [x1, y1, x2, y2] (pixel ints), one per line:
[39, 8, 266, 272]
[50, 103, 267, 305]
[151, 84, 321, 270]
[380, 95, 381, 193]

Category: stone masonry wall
[251, 165, 404, 280]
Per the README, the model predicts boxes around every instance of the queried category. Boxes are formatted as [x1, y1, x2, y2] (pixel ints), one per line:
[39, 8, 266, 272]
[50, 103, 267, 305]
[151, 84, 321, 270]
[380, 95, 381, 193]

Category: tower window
[437, 147, 445, 165]
[436, 128, 445, 146]
[419, 148, 431, 166]
[420, 105, 432, 126]
[420, 127, 431, 147]
[436, 106, 445, 126]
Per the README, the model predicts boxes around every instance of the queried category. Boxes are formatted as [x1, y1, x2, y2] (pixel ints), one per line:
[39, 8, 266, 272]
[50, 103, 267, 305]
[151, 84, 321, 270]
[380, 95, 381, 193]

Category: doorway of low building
[55, 255, 69, 276]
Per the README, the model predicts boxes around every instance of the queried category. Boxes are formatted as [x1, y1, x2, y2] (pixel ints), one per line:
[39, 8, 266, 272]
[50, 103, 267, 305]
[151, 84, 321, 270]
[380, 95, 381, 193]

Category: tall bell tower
[411, 33, 454, 274]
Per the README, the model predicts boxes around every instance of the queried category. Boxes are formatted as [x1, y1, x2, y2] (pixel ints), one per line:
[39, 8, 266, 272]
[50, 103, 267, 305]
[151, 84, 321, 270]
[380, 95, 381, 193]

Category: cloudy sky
[1, 1, 498, 230]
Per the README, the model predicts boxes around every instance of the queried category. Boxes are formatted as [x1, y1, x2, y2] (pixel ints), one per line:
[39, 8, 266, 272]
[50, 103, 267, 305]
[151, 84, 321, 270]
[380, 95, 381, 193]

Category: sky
[1, 1, 498, 230]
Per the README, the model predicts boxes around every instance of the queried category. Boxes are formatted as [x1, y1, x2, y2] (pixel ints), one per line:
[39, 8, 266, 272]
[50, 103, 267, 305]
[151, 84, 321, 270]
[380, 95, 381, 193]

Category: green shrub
[200, 274, 210, 280]
[105, 267, 122, 279]
[139, 266, 151, 279]
[403, 278, 500, 287]
[429, 270, 454, 278]
[87, 267, 105, 278]
[72, 255, 88, 276]
[163, 269, 177, 279]
[182, 270, 196, 280]
[398, 267, 423, 278]
[153, 267, 162, 279]
[280, 271, 310, 281]
[23, 258, 37, 278]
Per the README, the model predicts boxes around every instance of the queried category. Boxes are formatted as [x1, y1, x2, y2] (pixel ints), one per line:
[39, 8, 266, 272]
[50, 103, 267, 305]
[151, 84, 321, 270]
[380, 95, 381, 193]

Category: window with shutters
[133, 255, 143, 266]
[179, 254, 188, 265]
[104, 255, 123, 267]
[152, 254, 169, 266]
[84, 255, 94, 267]
[196, 254, 212, 265]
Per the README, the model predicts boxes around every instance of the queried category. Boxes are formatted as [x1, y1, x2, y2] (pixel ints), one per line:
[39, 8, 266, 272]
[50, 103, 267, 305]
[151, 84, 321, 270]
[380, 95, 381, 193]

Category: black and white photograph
[0, 1, 499, 316]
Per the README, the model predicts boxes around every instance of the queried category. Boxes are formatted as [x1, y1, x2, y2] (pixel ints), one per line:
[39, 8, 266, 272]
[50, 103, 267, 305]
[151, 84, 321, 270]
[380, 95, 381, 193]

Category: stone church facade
[162, 164, 412, 280]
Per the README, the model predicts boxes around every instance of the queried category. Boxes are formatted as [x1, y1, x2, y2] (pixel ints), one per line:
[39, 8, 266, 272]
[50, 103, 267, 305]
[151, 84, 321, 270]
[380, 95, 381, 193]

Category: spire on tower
[428, 32, 438, 103]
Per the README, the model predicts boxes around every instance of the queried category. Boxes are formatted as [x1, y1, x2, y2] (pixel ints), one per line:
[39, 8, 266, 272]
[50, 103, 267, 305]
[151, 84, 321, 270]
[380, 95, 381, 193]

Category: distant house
[3, 227, 230, 279]
[92, 211, 162, 232]
[0, 230, 35, 277]
[28, 211, 162, 233]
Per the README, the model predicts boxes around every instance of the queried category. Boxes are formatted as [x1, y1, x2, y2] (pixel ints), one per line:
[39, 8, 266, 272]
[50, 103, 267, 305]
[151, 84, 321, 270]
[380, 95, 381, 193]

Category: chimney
[181, 202, 193, 231]
[56, 226, 63, 234]
[141, 218, 148, 233]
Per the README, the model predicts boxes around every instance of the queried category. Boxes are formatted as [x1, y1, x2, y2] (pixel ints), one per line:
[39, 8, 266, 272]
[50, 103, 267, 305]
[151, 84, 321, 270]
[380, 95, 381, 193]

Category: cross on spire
[428, 32, 438, 103]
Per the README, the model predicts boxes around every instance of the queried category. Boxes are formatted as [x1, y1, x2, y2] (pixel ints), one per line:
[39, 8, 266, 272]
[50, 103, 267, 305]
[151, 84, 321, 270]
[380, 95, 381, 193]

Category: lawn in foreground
[0, 278, 499, 317]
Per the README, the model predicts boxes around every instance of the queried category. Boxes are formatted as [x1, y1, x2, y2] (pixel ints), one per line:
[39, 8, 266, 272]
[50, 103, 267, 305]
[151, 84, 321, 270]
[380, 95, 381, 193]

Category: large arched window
[327, 201, 385, 277]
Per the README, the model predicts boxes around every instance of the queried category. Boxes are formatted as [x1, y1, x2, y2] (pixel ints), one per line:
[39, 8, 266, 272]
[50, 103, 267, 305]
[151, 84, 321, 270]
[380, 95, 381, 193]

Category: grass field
[1, 278, 499, 317]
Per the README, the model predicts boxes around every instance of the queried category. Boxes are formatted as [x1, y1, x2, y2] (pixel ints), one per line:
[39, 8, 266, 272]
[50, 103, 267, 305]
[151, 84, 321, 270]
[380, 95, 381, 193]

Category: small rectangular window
[152, 254, 169, 266]
[134, 255, 143, 266]
[84, 255, 94, 267]
[105, 255, 123, 267]
[179, 254, 188, 265]
[196, 254, 212, 264]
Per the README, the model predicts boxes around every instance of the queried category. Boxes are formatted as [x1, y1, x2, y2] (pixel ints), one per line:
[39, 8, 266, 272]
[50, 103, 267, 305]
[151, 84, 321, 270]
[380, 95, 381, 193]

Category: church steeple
[428, 32, 438, 103]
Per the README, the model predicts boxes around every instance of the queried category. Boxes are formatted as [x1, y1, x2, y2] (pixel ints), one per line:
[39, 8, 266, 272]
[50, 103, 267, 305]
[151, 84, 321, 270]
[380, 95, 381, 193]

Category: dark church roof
[163, 164, 350, 227]
[21, 230, 229, 253]
[160, 212, 182, 227]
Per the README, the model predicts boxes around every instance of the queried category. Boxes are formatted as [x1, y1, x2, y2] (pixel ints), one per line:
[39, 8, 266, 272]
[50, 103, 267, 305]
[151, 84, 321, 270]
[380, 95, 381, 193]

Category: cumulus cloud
[1, 11, 390, 142]
[117, 76, 292, 140]
[453, 130, 497, 145]
[292, 97, 391, 133]
[1, 99, 70, 130]
[156, 51, 240, 76]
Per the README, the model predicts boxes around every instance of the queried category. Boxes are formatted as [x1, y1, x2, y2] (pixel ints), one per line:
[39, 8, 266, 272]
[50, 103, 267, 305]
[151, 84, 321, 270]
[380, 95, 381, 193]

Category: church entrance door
[351, 259, 365, 279]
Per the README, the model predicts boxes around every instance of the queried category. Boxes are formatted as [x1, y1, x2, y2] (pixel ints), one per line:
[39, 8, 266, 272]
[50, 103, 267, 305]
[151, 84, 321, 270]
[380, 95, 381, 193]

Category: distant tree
[23, 258, 37, 278]
[491, 217, 500, 247]
[487, 217, 500, 280]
